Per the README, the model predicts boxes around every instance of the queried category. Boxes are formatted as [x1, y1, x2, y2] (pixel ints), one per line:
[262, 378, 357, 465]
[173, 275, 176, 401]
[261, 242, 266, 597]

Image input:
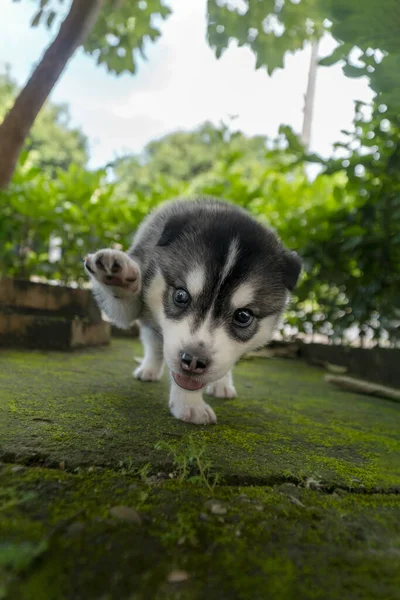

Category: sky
[0, 0, 375, 169]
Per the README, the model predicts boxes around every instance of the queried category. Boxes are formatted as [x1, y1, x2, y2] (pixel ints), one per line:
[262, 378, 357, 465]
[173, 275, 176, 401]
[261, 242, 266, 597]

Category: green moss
[1, 466, 400, 599]
[1, 340, 400, 490]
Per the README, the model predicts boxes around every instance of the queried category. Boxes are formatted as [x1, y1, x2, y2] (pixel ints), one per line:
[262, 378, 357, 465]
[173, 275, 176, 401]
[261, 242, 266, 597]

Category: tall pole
[301, 39, 319, 151]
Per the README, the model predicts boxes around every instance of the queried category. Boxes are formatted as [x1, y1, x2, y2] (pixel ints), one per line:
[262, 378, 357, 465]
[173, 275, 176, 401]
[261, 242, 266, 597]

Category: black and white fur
[84, 198, 301, 425]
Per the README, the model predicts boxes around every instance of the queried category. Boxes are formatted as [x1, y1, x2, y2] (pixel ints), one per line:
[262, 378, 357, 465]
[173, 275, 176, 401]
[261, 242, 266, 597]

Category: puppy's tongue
[172, 372, 205, 391]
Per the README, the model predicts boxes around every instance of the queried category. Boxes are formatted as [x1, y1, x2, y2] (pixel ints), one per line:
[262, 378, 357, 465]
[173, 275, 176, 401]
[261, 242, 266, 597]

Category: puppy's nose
[180, 351, 208, 375]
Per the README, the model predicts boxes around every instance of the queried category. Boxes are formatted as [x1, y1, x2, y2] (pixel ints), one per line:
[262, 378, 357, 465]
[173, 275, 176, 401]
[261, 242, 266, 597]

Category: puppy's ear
[157, 214, 191, 247]
[282, 250, 302, 292]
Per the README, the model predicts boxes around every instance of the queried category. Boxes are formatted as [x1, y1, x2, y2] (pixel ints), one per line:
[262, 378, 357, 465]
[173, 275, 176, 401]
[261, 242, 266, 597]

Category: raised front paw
[169, 397, 217, 425]
[84, 249, 141, 294]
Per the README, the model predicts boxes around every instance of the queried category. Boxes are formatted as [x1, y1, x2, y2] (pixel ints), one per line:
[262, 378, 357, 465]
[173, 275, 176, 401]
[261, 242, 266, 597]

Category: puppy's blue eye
[173, 288, 190, 307]
[233, 309, 253, 327]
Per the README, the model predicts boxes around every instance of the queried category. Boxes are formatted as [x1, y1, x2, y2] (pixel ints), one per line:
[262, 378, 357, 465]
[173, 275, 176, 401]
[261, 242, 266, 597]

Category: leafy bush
[1, 115, 399, 346]
[297, 102, 400, 345]
[0, 155, 181, 282]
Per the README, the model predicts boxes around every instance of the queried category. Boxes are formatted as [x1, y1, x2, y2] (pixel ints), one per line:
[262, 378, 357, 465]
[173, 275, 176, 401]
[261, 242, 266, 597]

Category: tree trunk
[301, 39, 319, 151]
[0, 0, 105, 189]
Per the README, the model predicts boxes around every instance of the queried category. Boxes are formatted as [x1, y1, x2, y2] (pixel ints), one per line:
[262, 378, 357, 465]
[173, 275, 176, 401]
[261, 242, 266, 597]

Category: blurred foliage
[2, 1, 398, 345]
[0, 155, 179, 282]
[297, 101, 400, 345]
[207, 0, 400, 114]
[1, 114, 399, 345]
[22, 0, 171, 75]
[0, 68, 88, 175]
[113, 120, 271, 197]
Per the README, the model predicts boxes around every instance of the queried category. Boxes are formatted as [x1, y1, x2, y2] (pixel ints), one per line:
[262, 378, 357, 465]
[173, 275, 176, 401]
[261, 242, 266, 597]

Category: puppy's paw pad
[84, 249, 140, 293]
[206, 382, 237, 399]
[169, 400, 217, 425]
[134, 363, 163, 382]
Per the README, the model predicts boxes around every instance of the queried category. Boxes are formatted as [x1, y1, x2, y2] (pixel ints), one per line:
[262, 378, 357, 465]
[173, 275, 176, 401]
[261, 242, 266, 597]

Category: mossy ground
[1, 339, 399, 489]
[1, 465, 400, 600]
[1, 339, 400, 599]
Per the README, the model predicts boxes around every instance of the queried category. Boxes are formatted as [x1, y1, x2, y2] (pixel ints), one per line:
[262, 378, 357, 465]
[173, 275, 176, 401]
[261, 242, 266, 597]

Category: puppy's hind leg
[206, 370, 237, 399]
[134, 323, 164, 382]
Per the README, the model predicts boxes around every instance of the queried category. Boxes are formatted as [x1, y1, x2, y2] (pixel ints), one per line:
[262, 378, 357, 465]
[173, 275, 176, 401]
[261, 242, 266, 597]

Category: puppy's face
[144, 213, 301, 391]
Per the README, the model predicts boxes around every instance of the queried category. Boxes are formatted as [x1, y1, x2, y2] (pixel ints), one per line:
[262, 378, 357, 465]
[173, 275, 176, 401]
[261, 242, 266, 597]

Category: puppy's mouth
[172, 372, 205, 391]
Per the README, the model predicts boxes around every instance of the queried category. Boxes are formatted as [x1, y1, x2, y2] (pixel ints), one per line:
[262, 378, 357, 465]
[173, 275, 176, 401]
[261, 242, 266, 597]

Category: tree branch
[0, 0, 105, 189]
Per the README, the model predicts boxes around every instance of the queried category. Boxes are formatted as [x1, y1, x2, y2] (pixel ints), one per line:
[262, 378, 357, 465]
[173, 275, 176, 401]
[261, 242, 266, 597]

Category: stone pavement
[1, 339, 399, 599]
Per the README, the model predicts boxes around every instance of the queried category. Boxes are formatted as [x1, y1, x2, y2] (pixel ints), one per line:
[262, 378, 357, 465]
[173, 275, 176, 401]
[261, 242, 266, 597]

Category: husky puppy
[84, 198, 301, 425]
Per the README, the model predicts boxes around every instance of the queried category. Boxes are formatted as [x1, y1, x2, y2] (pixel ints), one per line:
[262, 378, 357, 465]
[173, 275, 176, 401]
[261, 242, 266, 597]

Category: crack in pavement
[1, 454, 399, 496]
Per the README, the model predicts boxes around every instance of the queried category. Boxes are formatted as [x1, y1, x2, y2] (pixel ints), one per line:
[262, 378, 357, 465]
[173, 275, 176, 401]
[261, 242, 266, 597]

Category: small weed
[117, 457, 151, 483]
[155, 436, 220, 492]
[136, 463, 152, 483]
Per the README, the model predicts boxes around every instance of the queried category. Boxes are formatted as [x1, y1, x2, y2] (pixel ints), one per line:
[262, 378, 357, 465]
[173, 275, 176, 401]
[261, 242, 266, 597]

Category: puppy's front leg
[169, 378, 217, 425]
[206, 370, 237, 399]
[84, 249, 141, 330]
[134, 323, 164, 382]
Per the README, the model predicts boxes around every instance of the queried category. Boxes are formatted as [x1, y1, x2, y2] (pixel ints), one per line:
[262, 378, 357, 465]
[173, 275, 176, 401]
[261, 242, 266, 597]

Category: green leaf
[318, 42, 353, 66]
[343, 63, 366, 78]
[82, 0, 172, 75]
[344, 225, 365, 237]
